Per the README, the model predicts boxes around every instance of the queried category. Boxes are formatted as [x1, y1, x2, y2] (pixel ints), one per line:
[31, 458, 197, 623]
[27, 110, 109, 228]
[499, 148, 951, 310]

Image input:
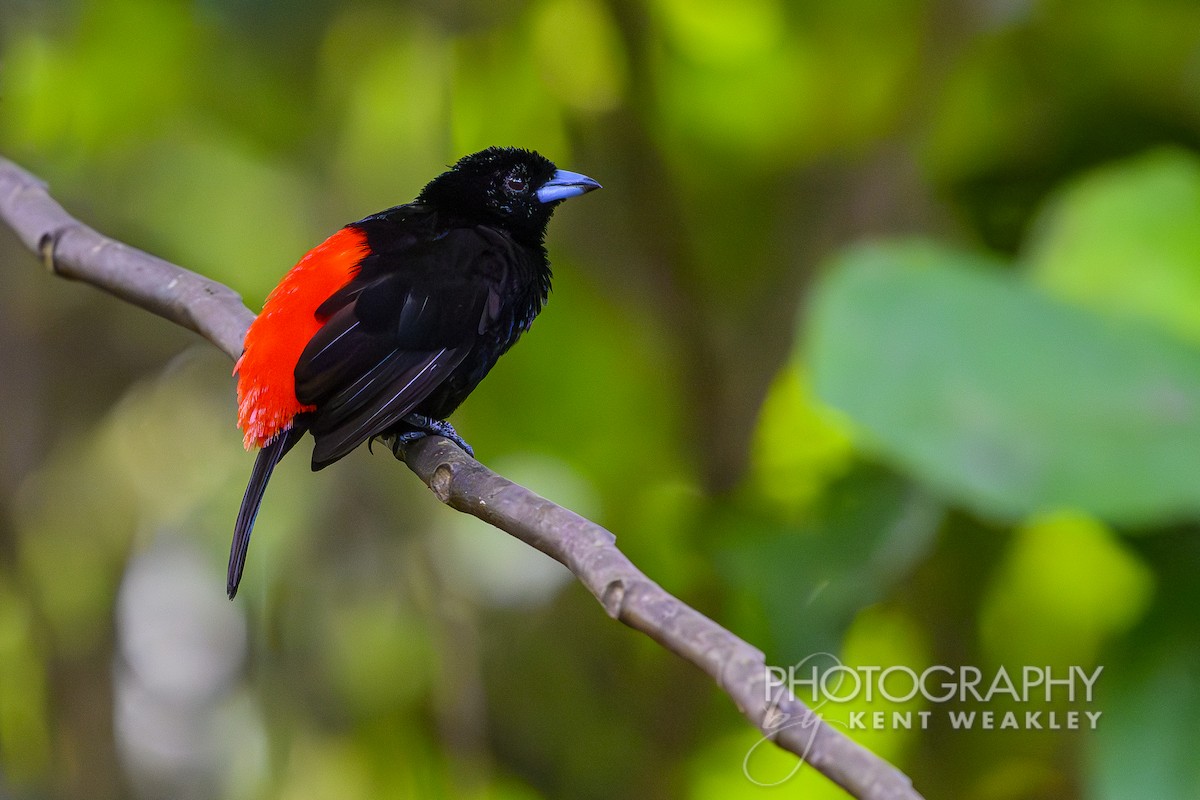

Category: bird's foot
[392, 414, 475, 458]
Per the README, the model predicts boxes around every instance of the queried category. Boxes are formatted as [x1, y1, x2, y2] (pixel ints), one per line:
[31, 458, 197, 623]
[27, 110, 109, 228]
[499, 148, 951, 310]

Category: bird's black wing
[294, 225, 512, 468]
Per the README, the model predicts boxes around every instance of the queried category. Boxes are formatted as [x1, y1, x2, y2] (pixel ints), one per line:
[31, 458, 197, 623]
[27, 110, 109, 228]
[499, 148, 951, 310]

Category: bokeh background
[2, 0, 1199, 798]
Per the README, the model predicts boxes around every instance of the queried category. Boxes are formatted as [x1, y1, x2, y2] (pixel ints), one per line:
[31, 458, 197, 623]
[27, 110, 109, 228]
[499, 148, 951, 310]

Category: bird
[227, 147, 600, 598]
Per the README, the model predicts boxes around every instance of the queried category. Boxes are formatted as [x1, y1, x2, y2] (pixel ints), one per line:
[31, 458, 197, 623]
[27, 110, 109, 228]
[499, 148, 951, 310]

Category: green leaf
[1026, 148, 1200, 344]
[807, 240, 1200, 524]
[747, 365, 855, 518]
[979, 511, 1154, 667]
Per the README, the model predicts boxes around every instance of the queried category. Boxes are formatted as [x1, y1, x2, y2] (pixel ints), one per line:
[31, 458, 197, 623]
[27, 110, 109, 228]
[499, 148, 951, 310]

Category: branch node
[38, 227, 65, 274]
[601, 578, 626, 618]
[430, 463, 454, 503]
[762, 685, 792, 731]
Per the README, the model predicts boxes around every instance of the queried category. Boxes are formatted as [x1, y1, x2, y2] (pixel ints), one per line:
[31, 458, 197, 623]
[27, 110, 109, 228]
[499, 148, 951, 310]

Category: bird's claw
[393, 414, 475, 458]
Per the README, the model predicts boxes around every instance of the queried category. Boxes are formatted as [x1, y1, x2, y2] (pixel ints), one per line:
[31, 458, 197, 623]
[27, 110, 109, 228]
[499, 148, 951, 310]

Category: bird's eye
[505, 174, 528, 193]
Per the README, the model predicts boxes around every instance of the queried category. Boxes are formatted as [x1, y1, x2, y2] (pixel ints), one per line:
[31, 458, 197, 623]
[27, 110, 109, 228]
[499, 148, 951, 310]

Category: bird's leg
[393, 414, 475, 457]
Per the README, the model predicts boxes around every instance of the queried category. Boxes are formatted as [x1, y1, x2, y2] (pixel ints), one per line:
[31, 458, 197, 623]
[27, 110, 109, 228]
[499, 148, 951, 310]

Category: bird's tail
[228, 424, 307, 599]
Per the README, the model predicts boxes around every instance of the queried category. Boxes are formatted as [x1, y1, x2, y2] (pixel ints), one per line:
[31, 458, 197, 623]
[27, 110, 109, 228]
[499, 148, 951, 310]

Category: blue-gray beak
[536, 169, 602, 204]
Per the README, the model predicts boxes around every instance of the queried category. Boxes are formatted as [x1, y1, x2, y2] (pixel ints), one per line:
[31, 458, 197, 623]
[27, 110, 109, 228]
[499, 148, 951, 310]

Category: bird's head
[418, 147, 600, 241]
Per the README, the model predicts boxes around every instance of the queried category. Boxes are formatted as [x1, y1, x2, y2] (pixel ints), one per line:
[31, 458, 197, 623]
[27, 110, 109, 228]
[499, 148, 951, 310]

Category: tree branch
[0, 157, 252, 359]
[0, 155, 923, 800]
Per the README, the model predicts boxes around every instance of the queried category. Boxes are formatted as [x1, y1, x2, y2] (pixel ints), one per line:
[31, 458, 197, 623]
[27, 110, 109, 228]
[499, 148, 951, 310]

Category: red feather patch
[236, 227, 368, 449]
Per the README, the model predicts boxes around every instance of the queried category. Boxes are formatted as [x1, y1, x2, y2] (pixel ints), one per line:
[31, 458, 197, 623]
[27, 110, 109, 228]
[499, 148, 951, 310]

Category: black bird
[229, 147, 600, 597]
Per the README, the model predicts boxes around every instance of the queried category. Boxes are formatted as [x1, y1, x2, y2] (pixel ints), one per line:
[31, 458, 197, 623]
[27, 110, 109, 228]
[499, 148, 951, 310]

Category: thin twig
[0, 154, 923, 800]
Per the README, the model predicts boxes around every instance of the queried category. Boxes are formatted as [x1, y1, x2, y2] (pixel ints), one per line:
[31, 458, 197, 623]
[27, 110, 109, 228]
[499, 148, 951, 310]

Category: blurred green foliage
[1, 1, 1198, 799]
[809, 239, 1200, 522]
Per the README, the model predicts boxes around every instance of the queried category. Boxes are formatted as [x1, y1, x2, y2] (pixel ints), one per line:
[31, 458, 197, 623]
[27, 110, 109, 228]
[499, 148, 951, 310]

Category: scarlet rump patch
[236, 227, 368, 449]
